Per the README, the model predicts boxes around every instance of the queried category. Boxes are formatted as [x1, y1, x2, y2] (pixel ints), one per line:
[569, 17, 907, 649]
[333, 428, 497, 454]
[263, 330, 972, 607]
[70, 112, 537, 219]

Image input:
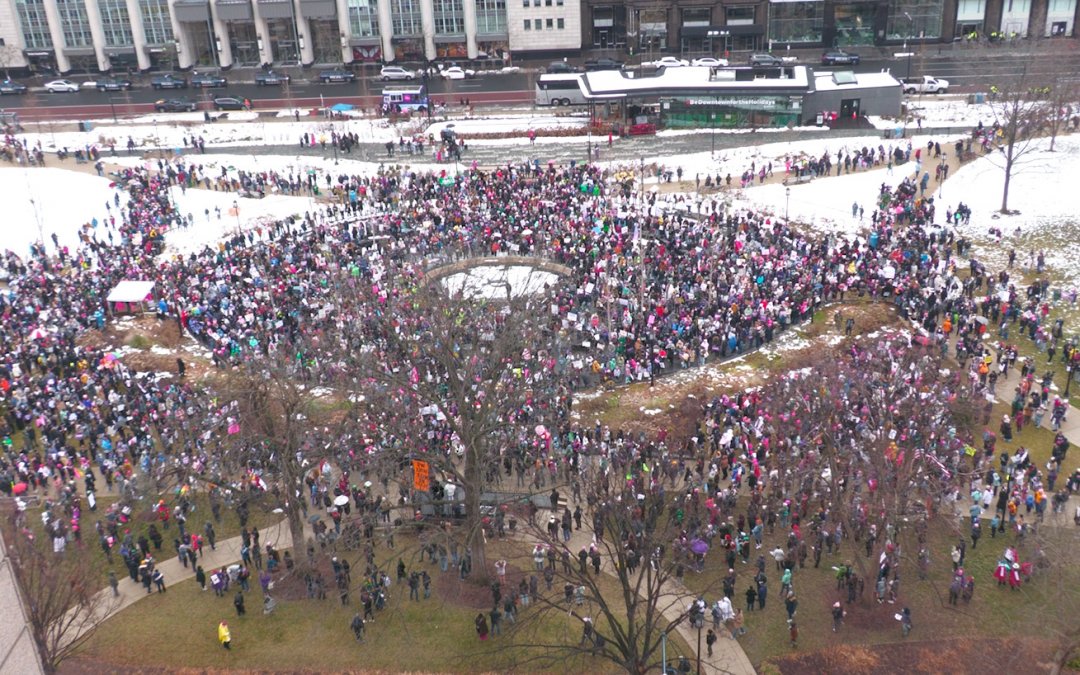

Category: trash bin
[967, 93, 986, 104]
[79, 121, 94, 132]
[815, 113, 824, 127]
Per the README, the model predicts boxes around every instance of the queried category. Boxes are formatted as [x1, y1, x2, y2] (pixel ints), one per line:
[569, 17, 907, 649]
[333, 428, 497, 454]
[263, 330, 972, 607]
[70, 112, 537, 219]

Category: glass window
[546, 17, 553, 27]
[535, 18, 542, 29]
[768, 1, 823, 43]
[476, 0, 506, 33]
[682, 7, 710, 26]
[557, 17, 564, 28]
[140, 0, 173, 44]
[886, 0, 943, 38]
[524, 18, 530, 29]
[99, 0, 134, 47]
[348, 0, 379, 37]
[433, 0, 465, 34]
[1048, 0, 1073, 10]
[834, 2, 877, 45]
[56, 0, 93, 48]
[391, 0, 422, 35]
[955, 0, 985, 20]
[726, 6, 755, 24]
[16, 0, 52, 49]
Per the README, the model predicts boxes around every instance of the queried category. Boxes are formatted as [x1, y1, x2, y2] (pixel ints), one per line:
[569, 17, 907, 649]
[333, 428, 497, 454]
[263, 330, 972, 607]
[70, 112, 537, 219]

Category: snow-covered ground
[0, 166, 310, 257]
[427, 115, 588, 138]
[0, 167, 129, 255]
[868, 95, 1019, 130]
[442, 265, 561, 299]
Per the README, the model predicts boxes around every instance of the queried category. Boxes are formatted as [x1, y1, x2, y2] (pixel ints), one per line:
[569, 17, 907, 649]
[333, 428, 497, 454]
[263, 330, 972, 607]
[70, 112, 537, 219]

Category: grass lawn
[16, 487, 285, 591]
[67, 532, 694, 673]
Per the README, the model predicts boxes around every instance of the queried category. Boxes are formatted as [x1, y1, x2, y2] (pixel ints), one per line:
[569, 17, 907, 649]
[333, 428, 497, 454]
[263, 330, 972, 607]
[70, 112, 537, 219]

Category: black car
[583, 58, 623, 71]
[96, 78, 133, 91]
[213, 95, 248, 111]
[821, 50, 860, 65]
[151, 74, 188, 89]
[254, 70, 291, 86]
[154, 98, 197, 112]
[191, 72, 228, 88]
[0, 80, 28, 95]
[546, 61, 578, 74]
[749, 53, 784, 67]
[318, 68, 355, 83]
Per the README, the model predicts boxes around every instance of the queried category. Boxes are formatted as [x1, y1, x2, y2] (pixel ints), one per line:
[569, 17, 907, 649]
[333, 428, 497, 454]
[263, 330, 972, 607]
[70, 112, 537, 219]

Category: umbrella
[308, 514, 322, 524]
[535, 424, 547, 436]
[12, 482, 28, 495]
[690, 539, 709, 555]
[334, 495, 350, 506]
[363, 481, 373, 488]
[974, 315, 989, 325]
[330, 103, 354, 112]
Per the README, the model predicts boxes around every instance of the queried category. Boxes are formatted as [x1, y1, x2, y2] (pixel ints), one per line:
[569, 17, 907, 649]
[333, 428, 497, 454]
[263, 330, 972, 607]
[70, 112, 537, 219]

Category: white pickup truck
[900, 76, 950, 94]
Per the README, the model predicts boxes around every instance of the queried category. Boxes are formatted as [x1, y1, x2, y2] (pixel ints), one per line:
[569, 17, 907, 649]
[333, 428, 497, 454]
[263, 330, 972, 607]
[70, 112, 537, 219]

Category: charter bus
[535, 74, 588, 107]
[381, 85, 430, 113]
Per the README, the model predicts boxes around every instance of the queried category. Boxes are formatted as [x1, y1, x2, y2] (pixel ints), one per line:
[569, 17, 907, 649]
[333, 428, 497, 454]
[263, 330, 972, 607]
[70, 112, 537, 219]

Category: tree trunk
[1000, 159, 1013, 213]
[463, 450, 488, 583]
[286, 493, 307, 564]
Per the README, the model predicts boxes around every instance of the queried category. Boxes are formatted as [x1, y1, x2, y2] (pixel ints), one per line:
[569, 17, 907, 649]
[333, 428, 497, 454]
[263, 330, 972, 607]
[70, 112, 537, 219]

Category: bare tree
[1042, 74, 1079, 152]
[2, 520, 117, 673]
[345, 272, 570, 582]
[499, 473, 711, 674]
[986, 61, 1050, 214]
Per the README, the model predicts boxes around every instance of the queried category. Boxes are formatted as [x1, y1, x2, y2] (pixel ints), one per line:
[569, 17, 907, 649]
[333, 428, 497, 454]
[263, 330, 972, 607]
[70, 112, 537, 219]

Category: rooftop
[579, 65, 811, 99]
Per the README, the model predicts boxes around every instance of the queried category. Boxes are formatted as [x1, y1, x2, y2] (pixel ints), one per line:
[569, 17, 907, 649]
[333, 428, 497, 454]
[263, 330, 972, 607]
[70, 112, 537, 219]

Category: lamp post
[639, 156, 645, 201]
[785, 186, 791, 222]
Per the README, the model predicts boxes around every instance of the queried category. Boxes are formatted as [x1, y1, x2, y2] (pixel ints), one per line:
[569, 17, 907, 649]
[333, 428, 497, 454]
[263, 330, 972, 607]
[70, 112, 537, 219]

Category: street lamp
[639, 156, 645, 201]
[785, 186, 791, 222]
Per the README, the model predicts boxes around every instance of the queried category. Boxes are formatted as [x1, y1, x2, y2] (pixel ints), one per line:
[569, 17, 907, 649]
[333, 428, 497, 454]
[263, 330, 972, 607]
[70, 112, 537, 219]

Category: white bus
[535, 74, 588, 107]
[381, 85, 430, 113]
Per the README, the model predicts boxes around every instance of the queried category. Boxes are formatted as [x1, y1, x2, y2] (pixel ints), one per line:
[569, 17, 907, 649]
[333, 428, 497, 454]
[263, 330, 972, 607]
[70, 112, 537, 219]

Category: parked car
[690, 57, 729, 67]
[646, 56, 689, 68]
[212, 95, 247, 111]
[583, 58, 624, 71]
[96, 78, 133, 91]
[318, 68, 356, 83]
[821, 50, 860, 65]
[254, 70, 290, 86]
[380, 65, 416, 81]
[191, 72, 227, 88]
[0, 80, 27, 95]
[546, 61, 577, 74]
[441, 66, 476, 80]
[900, 75, 950, 94]
[749, 53, 784, 67]
[151, 74, 188, 89]
[45, 79, 80, 93]
[154, 98, 197, 112]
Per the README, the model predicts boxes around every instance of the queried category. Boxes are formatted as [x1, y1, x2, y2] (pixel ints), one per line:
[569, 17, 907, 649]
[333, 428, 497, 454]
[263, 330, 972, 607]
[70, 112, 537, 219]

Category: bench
[782, 174, 813, 186]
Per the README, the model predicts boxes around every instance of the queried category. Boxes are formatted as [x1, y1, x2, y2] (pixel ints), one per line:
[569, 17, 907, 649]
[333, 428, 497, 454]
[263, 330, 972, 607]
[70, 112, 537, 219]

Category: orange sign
[412, 459, 430, 492]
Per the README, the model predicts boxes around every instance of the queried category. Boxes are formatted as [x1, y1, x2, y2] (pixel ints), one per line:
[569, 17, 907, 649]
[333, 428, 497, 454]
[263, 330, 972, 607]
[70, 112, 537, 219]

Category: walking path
[0, 532, 46, 675]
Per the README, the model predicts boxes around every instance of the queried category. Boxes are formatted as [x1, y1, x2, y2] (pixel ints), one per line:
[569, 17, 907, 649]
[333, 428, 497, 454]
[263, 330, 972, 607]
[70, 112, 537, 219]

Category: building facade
[1, 0, 1075, 74]
[583, 0, 1079, 56]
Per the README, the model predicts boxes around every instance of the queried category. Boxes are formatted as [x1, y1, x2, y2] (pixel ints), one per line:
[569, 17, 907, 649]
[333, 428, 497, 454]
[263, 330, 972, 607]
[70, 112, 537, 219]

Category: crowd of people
[0, 123, 1076, 660]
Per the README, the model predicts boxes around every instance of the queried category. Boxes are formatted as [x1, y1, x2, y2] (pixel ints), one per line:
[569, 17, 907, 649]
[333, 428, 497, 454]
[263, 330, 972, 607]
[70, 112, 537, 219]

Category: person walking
[234, 591, 246, 616]
[152, 569, 166, 593]
[900, 607, 912, 637]
[218, 621, 232, 650]
[108, 571, 119, 597]
[706, 629, 717, 657]
[350, 612, 365, 642]
[475, 613, 489, 641]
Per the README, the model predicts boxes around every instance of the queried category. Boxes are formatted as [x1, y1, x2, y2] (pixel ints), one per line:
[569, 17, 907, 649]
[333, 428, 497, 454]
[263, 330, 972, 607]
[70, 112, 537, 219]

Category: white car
[648, 56, 690, 68]
[380, 65, 416, 81]
[441, 66, 476, 80]
[691, 57, 729, 67]
[45, 79, 80, 93]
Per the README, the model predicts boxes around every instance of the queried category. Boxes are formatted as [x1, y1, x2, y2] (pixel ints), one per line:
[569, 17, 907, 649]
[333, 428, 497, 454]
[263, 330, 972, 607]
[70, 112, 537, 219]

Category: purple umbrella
[690, 539, 709, 555]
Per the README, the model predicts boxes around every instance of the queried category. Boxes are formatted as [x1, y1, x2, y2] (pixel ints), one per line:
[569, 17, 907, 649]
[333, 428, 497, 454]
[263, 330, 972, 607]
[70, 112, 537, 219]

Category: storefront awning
[174, 0, 211, 21]
[216, 0, 253, 21]
[680, 26, 728, 38]
[300, 0, 336, 18]
[257, 0, 294, 19]
[434, 35, 466, 44]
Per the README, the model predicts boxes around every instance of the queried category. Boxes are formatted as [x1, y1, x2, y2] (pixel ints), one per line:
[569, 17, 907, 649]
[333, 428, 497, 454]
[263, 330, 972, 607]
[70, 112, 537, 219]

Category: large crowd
[0, 127, 1077, 656]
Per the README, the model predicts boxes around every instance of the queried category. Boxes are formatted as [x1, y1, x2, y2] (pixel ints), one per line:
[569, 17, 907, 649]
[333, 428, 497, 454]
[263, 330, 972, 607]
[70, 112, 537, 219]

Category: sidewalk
[0, 532, 46, 675]
[521, 523, 756, 675]
[83, 519, 293, 625]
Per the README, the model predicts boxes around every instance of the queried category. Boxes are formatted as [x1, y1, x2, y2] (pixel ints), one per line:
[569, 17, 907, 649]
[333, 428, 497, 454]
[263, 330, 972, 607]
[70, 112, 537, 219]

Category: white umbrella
[363, 481, 373, 488]
[333, 495, 349, 506]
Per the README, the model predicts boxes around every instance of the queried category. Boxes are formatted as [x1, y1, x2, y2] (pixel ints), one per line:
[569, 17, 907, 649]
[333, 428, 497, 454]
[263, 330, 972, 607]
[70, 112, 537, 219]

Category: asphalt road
[2, 46, 1077, 121]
